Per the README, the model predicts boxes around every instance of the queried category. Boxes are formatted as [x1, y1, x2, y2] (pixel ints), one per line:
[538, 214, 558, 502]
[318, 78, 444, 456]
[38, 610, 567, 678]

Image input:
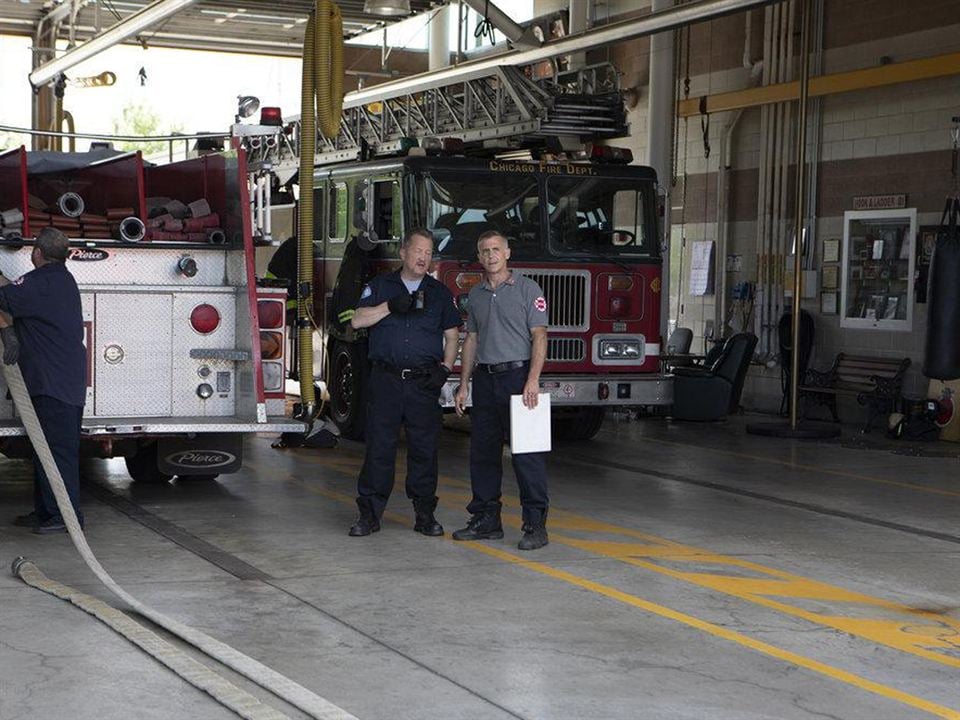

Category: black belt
[477, 360, 528, 374]
[372, 360, 431, 379]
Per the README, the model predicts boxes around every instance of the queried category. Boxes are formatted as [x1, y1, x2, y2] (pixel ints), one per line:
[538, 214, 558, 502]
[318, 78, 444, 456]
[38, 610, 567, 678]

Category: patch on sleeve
[533, 296, 547, 313]
[360, 285, 372, 299]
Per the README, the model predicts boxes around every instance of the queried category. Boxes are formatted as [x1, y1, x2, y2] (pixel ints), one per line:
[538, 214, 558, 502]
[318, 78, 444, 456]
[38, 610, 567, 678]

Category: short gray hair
[35, 227, 70, 262]
[477, 229, 509, 248]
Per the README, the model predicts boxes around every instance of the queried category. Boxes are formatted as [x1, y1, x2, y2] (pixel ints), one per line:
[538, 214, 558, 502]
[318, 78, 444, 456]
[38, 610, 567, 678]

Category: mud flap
[157, 434, 243, 475]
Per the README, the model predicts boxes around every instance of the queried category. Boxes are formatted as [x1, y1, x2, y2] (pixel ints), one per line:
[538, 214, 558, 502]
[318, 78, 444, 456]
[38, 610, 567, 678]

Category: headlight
[599, 339, 643, 360]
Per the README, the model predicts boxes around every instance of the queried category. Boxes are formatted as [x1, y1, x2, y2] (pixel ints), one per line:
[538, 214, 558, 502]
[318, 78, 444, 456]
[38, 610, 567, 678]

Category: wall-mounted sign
[852, 194, 907, 211]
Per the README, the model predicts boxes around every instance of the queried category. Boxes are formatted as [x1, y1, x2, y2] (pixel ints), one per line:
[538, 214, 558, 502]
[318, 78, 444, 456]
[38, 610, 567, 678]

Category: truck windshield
[545, 176, 658, 259]
[412, 171, 543, 261]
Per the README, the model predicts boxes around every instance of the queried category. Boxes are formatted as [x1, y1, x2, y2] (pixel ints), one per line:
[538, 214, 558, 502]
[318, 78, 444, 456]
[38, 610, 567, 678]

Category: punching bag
[923, 196, 960, 379]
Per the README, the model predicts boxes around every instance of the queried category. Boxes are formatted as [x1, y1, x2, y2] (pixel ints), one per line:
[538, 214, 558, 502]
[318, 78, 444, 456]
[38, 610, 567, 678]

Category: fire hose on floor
[1, 333, 357, 720]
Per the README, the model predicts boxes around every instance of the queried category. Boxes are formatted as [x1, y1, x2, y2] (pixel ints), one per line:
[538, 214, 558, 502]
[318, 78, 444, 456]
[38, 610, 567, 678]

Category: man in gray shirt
[454, 230, 550, 550]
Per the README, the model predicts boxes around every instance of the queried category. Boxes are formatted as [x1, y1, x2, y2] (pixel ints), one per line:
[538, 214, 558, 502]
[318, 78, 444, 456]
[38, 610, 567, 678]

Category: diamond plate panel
[95, 293, 173, 417]
[172, 291, 237, 418]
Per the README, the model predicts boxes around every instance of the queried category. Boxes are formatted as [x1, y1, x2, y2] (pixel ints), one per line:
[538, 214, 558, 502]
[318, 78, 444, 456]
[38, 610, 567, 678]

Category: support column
[429, 3, 450, 71]
[646, 0, 675, 345]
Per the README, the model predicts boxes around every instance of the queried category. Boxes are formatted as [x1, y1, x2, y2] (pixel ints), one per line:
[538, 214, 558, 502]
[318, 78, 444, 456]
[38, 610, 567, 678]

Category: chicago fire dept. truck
[0, 145, 303, 481]
[315, 151, 672, 441]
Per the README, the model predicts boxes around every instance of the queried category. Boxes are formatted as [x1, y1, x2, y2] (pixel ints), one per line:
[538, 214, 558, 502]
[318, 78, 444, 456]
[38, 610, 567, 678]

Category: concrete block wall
[605, 0, 960, 420]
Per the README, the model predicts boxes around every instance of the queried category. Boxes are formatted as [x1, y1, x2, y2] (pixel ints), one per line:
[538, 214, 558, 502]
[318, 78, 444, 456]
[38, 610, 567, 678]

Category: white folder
[509, 393, 552, 454]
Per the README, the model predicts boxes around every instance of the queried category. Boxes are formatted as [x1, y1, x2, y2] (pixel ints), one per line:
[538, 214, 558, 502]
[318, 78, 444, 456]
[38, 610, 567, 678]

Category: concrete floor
[2, 414, 960, 720]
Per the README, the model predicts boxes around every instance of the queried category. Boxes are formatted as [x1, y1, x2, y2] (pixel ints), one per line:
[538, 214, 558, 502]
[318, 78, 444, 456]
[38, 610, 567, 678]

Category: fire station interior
[3, 1, 960, 719]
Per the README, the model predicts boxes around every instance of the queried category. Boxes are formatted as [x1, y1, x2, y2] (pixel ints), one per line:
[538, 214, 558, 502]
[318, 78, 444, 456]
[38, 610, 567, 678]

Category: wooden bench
[800, 353, 911, 432]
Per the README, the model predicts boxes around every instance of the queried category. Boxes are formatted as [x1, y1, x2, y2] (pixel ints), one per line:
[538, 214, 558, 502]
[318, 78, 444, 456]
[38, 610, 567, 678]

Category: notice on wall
[690, 240, 715, 296]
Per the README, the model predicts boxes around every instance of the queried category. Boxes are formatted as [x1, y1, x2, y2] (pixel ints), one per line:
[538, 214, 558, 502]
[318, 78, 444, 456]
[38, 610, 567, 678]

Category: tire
[328, 339, 367, 441]
[176, 474, 220, 482]
[552, 407, 606, 441]
[125, 443, 173, 484]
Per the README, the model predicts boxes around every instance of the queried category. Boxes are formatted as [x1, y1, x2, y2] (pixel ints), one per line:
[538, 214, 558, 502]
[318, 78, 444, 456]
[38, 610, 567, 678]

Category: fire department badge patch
[360, 285, 372, 299]
[534, 296, 547, 312]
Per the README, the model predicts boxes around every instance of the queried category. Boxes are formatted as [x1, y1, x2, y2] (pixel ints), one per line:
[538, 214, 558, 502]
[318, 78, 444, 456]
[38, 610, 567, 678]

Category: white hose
[0, 337, 357, 720]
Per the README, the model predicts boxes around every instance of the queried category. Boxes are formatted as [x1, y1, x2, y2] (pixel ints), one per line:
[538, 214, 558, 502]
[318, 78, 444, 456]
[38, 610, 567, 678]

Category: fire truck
[237, 61, 673, 441]
[0, 145, 303, 481]
[313, 151, 671, 441]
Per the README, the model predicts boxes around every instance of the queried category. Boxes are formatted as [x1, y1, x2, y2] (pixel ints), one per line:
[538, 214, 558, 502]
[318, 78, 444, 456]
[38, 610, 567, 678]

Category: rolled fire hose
[56, 192, 85, 218]
[118, 216, 146, 243]
[298, 0, 344, 422]
[0, 336, 357, 720]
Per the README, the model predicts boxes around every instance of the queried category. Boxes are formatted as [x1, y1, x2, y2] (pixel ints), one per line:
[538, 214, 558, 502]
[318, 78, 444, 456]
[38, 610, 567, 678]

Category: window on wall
[328, 182, 347, 242]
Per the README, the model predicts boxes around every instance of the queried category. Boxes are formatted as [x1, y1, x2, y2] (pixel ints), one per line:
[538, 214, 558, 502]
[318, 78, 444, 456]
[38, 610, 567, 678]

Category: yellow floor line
[274, 457, 960, 720]
[608, 433, 960, 499]
[303, 452, 960, 671]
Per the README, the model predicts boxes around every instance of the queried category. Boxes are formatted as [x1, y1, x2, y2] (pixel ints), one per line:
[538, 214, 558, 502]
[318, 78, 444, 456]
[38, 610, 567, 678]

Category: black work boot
[412, 497, 444, 537]
[348, 498, 381, 537]
[518, 509, 548, 551]
[452, 510, 503, 541]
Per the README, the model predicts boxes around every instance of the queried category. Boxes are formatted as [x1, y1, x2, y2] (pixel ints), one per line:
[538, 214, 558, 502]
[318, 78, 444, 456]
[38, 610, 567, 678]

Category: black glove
[0, 326, 19, 366]
[421, 364, 451, 395]
[387, 292, 414, 314]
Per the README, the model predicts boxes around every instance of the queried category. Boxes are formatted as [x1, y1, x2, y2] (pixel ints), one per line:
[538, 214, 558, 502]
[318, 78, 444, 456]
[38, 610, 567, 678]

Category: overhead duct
[344, 0, 779, 109]
[460, 0, 542, 49]
[30, 0, 199, 88]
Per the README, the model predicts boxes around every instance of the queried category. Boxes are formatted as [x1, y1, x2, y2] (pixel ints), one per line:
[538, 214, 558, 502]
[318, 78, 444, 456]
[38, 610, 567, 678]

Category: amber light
[456, 272, 483, 290]
[260, 331, 283, 360]
[257, 299, 284, 329]
[608, 274, 634, 291]
[190, 304, 220, 334]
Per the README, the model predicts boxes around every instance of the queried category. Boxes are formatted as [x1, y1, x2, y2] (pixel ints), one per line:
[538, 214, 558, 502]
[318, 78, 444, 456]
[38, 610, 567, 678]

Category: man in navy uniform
[0, 228, 87, 534]
[454, 229, 550, 551]
[348, 228, 461, 537]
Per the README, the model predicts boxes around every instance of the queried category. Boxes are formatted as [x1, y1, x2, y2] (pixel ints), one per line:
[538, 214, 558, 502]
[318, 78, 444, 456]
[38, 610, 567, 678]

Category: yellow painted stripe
[269, 459, 960, 720]
[304, 452, 960, 669]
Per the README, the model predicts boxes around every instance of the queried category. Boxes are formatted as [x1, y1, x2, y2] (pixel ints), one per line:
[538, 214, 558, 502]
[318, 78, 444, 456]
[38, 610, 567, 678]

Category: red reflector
[608, 296, 630, 317]
[259, 107, 283, 126]
[260, 331, 283, 359]
[190, 304, 221, 334]
[257, 300, 284, 329]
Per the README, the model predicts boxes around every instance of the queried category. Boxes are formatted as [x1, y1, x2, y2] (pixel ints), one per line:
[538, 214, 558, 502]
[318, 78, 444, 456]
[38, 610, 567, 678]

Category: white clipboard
[509, 393, 551, 454]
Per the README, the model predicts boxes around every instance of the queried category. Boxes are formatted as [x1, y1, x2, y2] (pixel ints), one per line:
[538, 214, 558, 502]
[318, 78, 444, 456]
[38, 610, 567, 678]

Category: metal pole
[789, 0, 812, 430]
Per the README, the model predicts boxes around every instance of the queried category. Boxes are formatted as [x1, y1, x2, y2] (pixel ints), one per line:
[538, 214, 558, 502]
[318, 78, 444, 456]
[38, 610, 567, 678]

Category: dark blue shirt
[358, 270, 461, 368]
[0, 262, 86, 407]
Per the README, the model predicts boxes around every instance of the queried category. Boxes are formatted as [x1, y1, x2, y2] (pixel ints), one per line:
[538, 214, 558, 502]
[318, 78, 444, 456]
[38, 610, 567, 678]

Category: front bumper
[439, 374, 673, 408]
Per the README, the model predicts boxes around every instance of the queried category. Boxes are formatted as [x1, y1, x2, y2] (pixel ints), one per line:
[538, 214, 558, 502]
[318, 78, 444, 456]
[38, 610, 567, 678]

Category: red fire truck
[314, 151, 672, 441]
[0, 145, 303, 481]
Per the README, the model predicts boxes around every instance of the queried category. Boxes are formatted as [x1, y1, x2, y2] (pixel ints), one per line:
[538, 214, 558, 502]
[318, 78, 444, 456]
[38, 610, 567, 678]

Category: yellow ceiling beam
[677, 51, 960, 117]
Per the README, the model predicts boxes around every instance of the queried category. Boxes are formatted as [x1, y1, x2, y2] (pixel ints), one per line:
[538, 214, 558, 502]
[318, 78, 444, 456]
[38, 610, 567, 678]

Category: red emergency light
[190, 304, 221, 334]
[259, 107, 283, 126]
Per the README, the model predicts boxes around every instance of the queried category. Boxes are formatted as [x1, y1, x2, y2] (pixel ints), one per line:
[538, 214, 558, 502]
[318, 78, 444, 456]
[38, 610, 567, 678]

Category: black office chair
[671, 332, 758, 421]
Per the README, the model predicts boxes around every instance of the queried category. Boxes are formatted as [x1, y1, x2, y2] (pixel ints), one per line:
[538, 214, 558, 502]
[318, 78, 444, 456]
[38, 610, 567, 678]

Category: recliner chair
[670, 332, 758, 421]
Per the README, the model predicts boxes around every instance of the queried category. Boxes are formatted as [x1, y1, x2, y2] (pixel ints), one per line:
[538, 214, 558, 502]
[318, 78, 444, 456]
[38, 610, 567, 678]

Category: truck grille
[516, 269, 590, 331]
[547, 337, 585, 362]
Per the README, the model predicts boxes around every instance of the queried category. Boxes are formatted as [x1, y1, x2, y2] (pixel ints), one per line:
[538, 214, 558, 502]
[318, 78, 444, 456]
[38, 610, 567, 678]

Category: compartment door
[95, 293, 172, 417]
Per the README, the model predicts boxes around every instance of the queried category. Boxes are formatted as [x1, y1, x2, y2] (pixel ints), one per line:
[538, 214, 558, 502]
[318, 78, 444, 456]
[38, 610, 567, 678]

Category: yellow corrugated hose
[297, 0, 343, 421]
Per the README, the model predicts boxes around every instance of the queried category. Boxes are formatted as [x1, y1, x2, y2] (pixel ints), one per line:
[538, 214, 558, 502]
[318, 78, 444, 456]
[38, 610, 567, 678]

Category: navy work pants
[467, 364, 548, 524]
[31, 395, 83, 524]
[357, 365, 442, 518]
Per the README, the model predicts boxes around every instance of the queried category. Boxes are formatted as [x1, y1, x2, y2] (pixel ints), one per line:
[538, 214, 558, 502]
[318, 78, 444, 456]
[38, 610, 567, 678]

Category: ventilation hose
[297, 0, 344, 422]
[0, 337, 357, 720]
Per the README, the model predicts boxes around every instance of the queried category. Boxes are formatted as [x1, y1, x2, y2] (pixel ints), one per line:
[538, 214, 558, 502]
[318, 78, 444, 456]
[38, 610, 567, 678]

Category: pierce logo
[165, 450, 236, 468]
[70, 248, 110, 262]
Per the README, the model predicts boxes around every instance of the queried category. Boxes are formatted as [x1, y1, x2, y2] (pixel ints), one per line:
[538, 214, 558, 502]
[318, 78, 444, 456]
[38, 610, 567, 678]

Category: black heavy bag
[923, 197, 960, 379]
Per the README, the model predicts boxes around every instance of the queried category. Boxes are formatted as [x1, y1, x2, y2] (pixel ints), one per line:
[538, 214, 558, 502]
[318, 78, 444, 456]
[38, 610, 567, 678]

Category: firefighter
[348, 228, 461, 537]
[453, 229, 551, 551]
[0, 228, 87, 534]
[264, 235, 299, 325]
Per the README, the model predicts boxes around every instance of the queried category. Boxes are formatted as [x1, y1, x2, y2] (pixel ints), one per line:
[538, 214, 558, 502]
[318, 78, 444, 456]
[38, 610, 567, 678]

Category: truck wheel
[125, 443, 173, 483]
[552, 407, 606, 441]
[329, 339, 367, 441]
